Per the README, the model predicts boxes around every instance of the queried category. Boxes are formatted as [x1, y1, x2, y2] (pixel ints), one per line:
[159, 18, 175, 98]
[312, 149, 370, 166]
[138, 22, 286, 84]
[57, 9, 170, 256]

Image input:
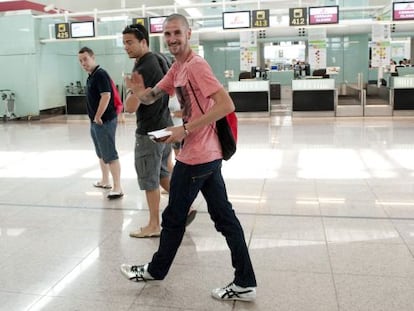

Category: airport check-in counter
[291, 79, 337, 117]
[66, 94, 87, 114]
[228, 80, 270, 115]
[391, 76, 414, 116]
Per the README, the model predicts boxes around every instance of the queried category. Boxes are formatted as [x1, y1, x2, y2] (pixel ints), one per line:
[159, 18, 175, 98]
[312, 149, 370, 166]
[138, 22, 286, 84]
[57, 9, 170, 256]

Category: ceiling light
[185, 8, 202, 18]
[100, 15, 128, 22]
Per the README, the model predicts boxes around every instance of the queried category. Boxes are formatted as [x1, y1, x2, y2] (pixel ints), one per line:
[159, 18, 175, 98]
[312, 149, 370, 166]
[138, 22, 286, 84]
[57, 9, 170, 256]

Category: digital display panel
[222, 11, 251, 29]
[149, 16, 167, 34]
[309, 6, 339, 25]
[393, 2, 414, 21]
[70, 21, 95, 38]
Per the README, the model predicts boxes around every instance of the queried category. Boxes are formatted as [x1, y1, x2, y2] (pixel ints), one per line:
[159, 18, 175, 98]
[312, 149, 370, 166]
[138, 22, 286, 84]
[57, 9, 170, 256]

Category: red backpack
[225, 111, 238, 142]
[110, 79, 123, 114]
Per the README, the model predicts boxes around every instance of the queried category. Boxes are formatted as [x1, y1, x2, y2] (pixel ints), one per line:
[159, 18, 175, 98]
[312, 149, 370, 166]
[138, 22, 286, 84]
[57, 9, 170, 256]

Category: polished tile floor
[1, 114, 414, 311]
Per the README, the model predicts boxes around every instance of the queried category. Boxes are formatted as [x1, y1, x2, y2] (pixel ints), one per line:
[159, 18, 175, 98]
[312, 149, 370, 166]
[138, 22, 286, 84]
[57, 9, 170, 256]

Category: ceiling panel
[40, 0, 413, 41]
[51, 0, 392, 16]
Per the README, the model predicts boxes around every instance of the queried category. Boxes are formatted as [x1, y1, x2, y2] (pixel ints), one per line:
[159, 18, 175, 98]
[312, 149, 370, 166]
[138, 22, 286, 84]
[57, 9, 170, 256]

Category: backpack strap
[154, 52, 172, 75]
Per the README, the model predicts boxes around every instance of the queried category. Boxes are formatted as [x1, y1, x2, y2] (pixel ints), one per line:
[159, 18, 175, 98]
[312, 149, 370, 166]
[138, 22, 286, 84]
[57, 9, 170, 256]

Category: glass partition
[263, 41, 306, 70]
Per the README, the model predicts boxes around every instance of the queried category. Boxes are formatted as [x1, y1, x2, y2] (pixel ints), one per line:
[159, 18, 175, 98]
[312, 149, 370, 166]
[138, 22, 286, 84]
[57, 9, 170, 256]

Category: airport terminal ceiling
[37, 0, 413, 40]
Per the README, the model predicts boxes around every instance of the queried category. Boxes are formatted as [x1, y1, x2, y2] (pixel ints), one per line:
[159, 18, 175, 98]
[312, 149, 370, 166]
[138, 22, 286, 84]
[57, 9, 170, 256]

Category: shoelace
[220, 282, 252, 299]
[130, 265, 146, 281]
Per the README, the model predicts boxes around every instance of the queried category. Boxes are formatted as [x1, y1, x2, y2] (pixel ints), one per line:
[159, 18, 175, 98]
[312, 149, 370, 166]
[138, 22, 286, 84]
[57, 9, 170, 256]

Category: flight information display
[149, 16, 167, 34]
[223, 11, 251, 29]
[393, 2, 414, 21]
[309, 6, 339, 25]
[70, 21, 95, 38]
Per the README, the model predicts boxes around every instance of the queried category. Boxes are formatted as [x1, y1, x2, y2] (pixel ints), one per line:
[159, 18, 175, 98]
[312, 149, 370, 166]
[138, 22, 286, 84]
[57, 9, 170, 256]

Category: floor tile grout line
[315, 177, 340, 311]
[320, 207, 341, 311]
[2, 201, 414, 221]
[389, 217, 414, 259]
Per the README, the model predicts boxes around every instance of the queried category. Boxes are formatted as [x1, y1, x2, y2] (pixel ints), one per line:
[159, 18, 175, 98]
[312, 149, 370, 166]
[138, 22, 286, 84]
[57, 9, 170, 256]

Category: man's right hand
[125, 72, 146, 98]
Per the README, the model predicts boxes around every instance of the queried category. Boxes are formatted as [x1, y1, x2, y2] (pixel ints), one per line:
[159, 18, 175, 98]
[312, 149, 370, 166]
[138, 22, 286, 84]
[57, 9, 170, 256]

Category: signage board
[55, 23, 70, 39]
[223, 11, 251, 29]
[289, 8, 307, 26]
[70, 21, 95, 38]
[252, 9, 269, 28]
[393, 1, 414, 21]
[309, 6, 339, 25]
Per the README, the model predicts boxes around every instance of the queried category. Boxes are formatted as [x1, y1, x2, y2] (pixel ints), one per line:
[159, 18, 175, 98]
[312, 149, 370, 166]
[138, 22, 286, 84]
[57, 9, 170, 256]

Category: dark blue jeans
[148, 159, 257, 288]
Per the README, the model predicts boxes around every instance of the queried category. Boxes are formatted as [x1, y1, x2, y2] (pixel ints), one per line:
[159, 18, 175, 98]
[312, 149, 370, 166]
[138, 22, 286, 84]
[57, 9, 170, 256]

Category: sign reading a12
[289, 8, 308, 26]
[291, 17, 306, 25]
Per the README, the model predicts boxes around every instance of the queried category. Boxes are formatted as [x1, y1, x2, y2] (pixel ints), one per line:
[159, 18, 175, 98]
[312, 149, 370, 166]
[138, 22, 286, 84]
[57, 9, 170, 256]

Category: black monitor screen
[70, 21, 95, 38]
[304, 64, 311, 76]
[313, 68, 327, 77]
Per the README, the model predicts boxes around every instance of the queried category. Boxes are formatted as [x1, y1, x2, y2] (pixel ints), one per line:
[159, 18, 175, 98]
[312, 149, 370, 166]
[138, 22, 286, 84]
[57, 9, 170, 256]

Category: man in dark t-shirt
[122, 24, 173, 238]
[78, 46, 123, 199]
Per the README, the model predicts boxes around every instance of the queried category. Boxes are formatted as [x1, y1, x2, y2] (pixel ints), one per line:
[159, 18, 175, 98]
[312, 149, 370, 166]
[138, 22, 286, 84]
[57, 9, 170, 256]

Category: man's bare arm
[125, 71, 167, 105]
[135, 86, 167, 105]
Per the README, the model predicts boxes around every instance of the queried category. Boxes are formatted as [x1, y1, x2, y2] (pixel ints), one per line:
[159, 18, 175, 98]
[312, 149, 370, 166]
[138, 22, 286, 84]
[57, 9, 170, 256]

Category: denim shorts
[135, 134, 171, 190]
[90, 117, 119, 163]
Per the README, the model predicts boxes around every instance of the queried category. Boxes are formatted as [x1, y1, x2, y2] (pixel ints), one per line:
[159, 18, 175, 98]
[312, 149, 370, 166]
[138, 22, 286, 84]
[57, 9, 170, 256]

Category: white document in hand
[148, 128, 172, 140]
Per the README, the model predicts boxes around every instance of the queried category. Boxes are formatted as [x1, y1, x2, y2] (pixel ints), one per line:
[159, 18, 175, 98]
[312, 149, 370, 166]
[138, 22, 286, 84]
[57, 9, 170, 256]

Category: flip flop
[93, 181, 112, 189]
[129, 229, 161, 238]
[107, 191, 124, 199]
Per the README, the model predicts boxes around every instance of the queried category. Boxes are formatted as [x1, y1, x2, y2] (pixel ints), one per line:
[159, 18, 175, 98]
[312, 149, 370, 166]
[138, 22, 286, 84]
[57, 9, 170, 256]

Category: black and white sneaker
[211, 282, 256, 301]
[120, 264, 154, 282]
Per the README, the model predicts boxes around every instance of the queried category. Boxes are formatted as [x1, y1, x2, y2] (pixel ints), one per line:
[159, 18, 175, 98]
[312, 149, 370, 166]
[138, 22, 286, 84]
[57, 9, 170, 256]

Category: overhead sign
[149, 16, 167, 33]
[55, 23, 70, 39]
[289, 8, 307, 26]
[70, 21, 95, 38]
[252, 9, 269, 28]
[309, 6, 339, 25]
[393, 2, 414, 21]
[132, 17, 148, 29]
[223, 11, 251, 29]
